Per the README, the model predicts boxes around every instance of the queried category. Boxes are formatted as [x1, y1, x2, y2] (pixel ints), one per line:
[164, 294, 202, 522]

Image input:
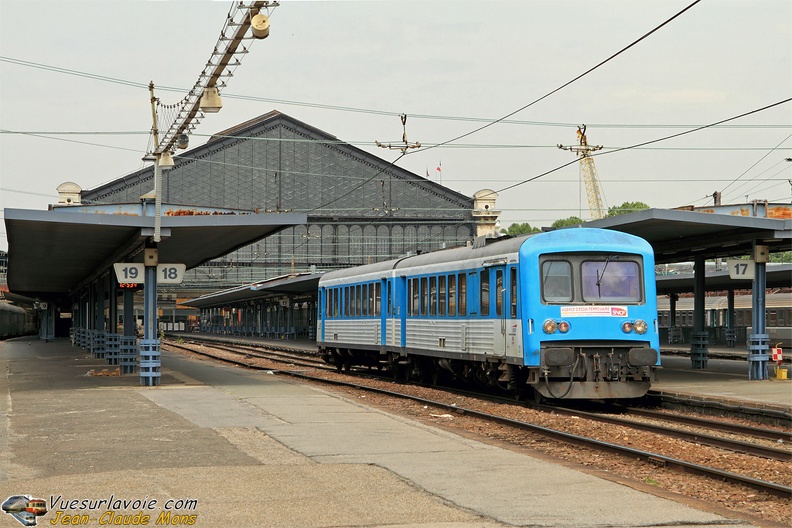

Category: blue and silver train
[317, 228, 660, 400]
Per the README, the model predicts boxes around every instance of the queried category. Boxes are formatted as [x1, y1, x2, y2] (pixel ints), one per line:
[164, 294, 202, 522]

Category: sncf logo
[611, 307, 628, 317]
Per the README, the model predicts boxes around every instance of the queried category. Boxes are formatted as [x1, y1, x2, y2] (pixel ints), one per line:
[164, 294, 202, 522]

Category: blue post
[691, 257, 708, 369]
[141, 252, 161, 386]
[748, 246, 769, 380]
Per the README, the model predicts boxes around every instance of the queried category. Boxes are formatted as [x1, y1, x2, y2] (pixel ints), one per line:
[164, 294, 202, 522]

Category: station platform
[0, 336, 785, 528]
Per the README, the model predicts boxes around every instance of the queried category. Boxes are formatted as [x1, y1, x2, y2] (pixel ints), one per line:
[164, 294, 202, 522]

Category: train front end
[520, 229, 660, 400]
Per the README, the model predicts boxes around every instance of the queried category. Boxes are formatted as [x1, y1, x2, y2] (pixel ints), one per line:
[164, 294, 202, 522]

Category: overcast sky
[1, 0, 790, 252]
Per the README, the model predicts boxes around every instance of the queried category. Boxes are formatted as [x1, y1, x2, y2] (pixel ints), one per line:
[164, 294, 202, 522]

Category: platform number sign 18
[726, 259, 755, 280]
[157, 263, 186, 284]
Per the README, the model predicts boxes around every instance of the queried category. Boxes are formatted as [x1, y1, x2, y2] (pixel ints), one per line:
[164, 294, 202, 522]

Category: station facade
[82, 111, 477, 290]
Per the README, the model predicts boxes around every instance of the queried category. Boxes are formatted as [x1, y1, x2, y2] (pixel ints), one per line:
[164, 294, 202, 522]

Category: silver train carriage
[0, 302, 36, 339]
[317, 228, 661, 400]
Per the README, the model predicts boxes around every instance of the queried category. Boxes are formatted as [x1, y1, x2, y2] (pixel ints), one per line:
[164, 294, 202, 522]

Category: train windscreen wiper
[595, 256, 613, 298]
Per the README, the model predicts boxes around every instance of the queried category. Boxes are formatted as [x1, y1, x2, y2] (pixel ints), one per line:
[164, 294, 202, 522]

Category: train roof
[321, 228, 652, 282]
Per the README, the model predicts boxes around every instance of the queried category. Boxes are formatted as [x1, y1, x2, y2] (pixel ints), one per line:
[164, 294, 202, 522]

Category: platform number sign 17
[726, 259, 755, 280]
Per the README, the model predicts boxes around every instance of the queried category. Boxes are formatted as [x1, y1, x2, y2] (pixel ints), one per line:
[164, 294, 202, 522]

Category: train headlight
[621, 321, 634, 333]
[542, 319, 557, 334]
[558, 321, 570, 333]
[634, 319, 648, 334]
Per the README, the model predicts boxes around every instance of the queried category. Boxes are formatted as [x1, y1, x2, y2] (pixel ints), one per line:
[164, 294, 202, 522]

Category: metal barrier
[690, 331, 709, 369]
[668, 326, 684, 344]
[139, 339, 161, 386]
[119, 336, 138, 374]
[75, 327, 86, 348]
[747, 332, 770, 380]
[105, 333, 121, 365]
[92, 331, 106, 359]
[725, 328, 737, 348]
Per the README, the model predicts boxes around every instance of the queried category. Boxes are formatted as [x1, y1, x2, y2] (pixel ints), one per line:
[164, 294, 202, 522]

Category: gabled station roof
[4, 204, 306, 302]
[586, 208, 791, 265]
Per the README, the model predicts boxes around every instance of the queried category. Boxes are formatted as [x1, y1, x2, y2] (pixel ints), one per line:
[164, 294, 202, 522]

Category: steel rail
[624, 406, 792, 443]
[163, 342, 792, 499]
[540, 406, 791, 462]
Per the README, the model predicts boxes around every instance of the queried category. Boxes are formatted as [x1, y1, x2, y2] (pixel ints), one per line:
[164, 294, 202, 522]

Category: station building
[83, 112, 478, 285]
[78, 111, 493, 333]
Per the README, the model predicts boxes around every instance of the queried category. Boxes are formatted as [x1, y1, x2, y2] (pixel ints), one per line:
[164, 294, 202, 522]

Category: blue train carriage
[317, 227, 660, 400]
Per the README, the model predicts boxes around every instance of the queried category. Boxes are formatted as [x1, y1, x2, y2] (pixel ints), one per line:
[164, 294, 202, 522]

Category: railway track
[162, 338, 792, 500]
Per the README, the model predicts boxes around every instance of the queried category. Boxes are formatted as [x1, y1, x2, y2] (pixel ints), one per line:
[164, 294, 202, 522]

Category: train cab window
[581, 259, 641, 303]
[438, 276, 446, 316]
[542, 261, 573, 303]
[495, 270, 503, 317]
[421, 277, 429, 316]
[458, 273, 467, 316]
[480, 270, 490, 316]
[448, 275, 456, 316]
[510, 267, 518, 319]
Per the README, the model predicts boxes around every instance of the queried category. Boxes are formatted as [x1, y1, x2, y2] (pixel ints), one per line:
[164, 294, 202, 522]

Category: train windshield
[581, 258, 641, 303]
[541, 261, 573, 302]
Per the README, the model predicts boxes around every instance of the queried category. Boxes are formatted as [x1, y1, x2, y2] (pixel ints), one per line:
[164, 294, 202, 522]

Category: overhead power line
[493, 98, 792, 196]
[5, 37, 788, 133]
[409, 0, 703, 154]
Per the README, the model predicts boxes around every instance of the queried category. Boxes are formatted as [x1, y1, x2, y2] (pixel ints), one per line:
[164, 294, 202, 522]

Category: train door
[317, 287, 325, 343]
[397, 276, 407, 348]
[493, 266, 507, 357]
[379, 278, 388, 346]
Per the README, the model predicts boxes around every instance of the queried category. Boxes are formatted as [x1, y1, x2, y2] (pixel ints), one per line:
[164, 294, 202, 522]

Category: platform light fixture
[199, 87, 222, 113]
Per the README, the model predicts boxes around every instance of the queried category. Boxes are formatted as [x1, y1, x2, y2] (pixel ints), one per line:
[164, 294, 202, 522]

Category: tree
[501, 222, 541, 236]
[551, 216, 584, 228]
[607, 201, 650, 217]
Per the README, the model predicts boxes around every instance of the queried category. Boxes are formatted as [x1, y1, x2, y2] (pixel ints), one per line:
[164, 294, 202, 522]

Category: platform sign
[157, 263, 186, 284]
[113, 263, 186, 284]
[114, 263, 145, 284]
[726, 259, 755, 280]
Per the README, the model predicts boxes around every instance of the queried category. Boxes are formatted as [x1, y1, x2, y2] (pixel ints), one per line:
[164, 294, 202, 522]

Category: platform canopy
[181, 272, 323, 308]
[587, 208, 791, 264]
[4, 205, 306, 302]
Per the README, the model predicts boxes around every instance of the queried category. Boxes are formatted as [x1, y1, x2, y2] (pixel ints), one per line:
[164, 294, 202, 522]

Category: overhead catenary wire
[3, 52, 788, 132]
[719, 133, 792, 202]
[406, 0, 703, 155]
[492, 98, 792, 196]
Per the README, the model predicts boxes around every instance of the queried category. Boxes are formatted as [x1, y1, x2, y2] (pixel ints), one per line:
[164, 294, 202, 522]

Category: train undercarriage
[320, 344, 658, 401]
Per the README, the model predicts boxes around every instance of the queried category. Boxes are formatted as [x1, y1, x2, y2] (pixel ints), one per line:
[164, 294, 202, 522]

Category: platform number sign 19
[726, 259, 755, 280]
[114, 263, 145, 284]
[114, 263, 186, 284]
